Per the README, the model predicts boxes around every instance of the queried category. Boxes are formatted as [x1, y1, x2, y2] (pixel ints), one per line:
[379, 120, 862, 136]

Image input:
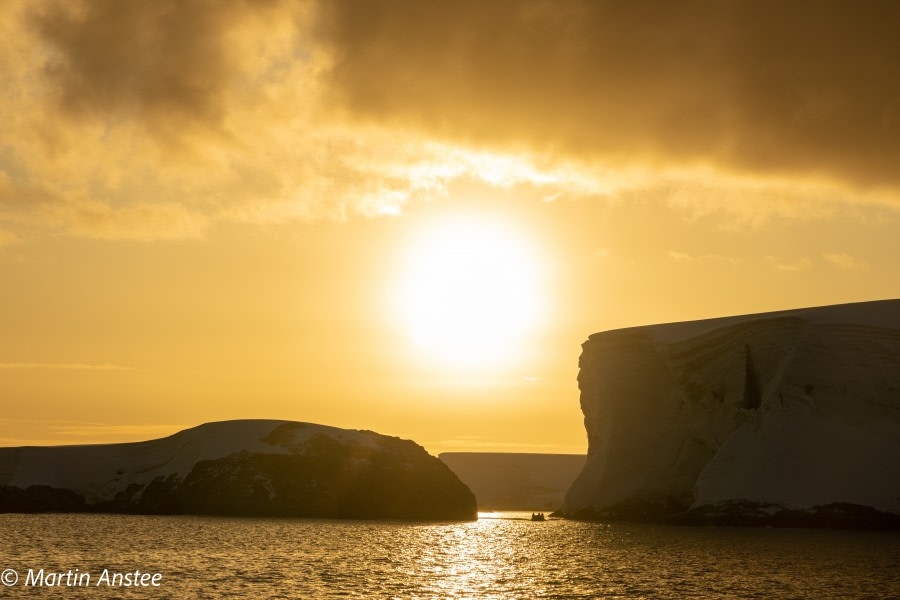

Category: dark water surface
[1, 512, 898, 598]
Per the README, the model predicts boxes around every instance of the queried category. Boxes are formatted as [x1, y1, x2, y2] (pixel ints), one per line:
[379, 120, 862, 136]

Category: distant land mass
[439, 452, 585, 510]
[0, 420, 476, 521]
[565, 299, 900, 529]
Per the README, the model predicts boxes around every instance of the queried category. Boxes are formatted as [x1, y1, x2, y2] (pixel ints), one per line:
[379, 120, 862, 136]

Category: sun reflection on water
[1, 514, 897, 598]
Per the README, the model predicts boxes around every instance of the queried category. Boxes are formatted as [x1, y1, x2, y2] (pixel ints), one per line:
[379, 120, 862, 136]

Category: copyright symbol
[1, 568, 18, 586]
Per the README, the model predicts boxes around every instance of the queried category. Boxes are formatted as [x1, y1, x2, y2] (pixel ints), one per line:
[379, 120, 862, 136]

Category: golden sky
[1, 0, 899, 452]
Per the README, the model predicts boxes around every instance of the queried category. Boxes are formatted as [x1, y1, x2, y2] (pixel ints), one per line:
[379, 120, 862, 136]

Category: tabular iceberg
[0, 420, 477, 520]
[563, 299, 900, 528]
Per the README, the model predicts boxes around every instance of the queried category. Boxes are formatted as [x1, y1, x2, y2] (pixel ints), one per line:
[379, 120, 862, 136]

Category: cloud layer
[3, 0, 456, 241]
[319, 0, 900, 189]
[2, 0, 899, 243]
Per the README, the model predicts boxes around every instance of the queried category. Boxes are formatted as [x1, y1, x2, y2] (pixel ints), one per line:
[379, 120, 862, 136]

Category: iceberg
[563, 299, 900, 528]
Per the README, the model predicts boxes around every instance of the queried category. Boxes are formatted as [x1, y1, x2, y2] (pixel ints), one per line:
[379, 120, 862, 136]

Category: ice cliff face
[0, 420, 476, 520]
[564, 299, 900, 527]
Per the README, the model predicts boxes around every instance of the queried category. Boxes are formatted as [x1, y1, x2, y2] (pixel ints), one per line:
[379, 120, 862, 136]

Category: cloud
[0, 362, 139, 371]
[35, 422, 181, 439]
[2, 0, 900, 245]
[667, 251, 739, 265]
[429, 437, 560, 451]
[2, 0, 423, 242]
[0, 229, 20, 248]
[1, 0, 621, 243]
[317, 0, 900, 193]
[30, 0, 297, 143]
[765, 255, 812, 272]
[0, 418, 184, 446]
[823, 252, 871, 271]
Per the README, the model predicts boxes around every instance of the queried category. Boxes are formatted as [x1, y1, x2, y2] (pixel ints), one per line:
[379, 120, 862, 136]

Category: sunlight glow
[393, 143, 621, 200]
[395, 217, 545, 370]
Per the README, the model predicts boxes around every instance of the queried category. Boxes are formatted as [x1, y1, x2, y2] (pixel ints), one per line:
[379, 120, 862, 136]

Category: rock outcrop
[563, 299, 900, 528]
[0, 420, 477, 520]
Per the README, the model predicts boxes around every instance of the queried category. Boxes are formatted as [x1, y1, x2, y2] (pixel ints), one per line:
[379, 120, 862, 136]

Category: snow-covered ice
[564, 299, 900, 522]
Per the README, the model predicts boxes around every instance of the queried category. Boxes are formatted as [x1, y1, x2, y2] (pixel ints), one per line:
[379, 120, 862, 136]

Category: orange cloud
[2, 0, 899, 245]
[317, 0, 900, 191]
[823, 252, 872, 271]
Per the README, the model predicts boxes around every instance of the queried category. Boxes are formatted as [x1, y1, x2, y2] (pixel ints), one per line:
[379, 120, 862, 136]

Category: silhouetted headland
[0, 420, 477, 521]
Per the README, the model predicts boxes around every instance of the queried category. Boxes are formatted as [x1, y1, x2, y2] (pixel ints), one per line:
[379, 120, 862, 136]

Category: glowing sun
[394, 216, 545, 370]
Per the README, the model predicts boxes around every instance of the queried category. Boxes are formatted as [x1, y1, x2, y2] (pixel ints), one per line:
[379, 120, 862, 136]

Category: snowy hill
[564, 299, 900, 528]
[0, 420, 476, 520]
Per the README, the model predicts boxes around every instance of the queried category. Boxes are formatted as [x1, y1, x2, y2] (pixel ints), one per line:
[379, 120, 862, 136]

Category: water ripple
[0, 513, 898, 598]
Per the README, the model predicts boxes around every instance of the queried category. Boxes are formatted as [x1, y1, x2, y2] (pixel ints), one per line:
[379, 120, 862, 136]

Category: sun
[393, 216, 545, 371]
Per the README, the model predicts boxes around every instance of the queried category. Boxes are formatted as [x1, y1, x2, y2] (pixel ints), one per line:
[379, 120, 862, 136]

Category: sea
[1, 511, 898, 598]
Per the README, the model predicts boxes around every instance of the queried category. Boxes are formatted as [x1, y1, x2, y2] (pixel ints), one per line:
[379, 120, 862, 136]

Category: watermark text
[2, 568, 162, 588]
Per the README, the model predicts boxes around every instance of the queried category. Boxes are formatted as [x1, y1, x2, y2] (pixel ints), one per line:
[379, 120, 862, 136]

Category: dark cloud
[32, 0, 284, 136]
[316, 0, 900, 189]
[3, 0, 898, 243]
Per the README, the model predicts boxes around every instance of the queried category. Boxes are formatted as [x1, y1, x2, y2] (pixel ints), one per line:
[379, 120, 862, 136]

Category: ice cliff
[563, 299, 900, 528]
[0, 420, 476, 520]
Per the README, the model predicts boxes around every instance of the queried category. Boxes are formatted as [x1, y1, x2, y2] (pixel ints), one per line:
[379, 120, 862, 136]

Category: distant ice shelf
[439, 452, 585, 510]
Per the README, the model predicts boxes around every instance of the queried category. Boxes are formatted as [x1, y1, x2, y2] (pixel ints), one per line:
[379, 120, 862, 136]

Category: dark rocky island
[0, 420, 477, 521]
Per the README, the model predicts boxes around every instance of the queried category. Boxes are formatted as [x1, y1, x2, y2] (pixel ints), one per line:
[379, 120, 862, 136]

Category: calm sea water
[0, 512, 898, 598]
